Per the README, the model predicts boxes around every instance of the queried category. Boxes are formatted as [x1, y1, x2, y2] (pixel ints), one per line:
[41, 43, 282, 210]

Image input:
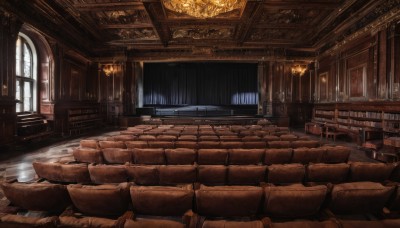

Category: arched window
[16, 34, 37, 112]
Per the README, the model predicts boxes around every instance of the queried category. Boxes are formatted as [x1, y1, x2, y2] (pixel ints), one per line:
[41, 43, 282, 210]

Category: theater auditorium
[0, 0, 400, 227]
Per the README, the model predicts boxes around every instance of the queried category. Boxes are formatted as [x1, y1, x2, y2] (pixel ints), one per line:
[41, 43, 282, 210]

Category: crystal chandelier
[162, 0, 246, 19]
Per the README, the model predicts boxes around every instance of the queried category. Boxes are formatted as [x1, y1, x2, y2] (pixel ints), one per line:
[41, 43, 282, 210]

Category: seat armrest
[183, 209, 195, 227]
[261, 217, 272, 228]
[116, 211, 134, 228]
[59, 206, 75, 217]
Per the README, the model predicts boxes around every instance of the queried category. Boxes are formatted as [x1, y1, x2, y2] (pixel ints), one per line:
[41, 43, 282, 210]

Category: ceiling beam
[70, 2, 145, 11]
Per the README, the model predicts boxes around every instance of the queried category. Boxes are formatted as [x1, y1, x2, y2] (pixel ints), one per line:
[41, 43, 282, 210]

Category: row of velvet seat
[1, 181, 400, 227]
[33, 162, 400, 186]
[111, 133, 303, 142]
[120, 129, 290, 137]
[80, 139, 322, 150]
[72, 146, 350, 165]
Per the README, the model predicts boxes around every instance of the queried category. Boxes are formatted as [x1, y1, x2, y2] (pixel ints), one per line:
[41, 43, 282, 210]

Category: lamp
[103, 64, 116, 77]
[291, 64, 307, 76]
[162, 0, 246, 19]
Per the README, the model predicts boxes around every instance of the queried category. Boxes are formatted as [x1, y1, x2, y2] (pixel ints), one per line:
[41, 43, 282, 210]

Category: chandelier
[103, 64, 116, 77]
[162, 0, 246, 19]
[291, 64, 307, 76]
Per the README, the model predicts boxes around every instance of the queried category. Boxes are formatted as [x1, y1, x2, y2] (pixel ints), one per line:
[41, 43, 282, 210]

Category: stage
[138, 105, 258, 117]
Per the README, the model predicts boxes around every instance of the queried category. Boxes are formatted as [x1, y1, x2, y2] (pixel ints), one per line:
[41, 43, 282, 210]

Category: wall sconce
[291, 64, 307, 76]
[103, 64, 116, 77]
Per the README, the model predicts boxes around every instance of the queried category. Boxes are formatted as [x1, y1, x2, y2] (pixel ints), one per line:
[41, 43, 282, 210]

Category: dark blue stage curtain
[143, 62, 258, 105]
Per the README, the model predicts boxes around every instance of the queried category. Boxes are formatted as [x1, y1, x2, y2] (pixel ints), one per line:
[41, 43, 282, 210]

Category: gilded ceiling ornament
[162, 0, 246, 18]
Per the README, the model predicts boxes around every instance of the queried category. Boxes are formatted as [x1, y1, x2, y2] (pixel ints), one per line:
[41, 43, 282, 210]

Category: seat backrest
[125, 141, 149, 149]
[102, 148, 133, 164]
[291, 140, 319, 149]
[80, 139, 99, 149]
[125, 165, 159, 185]
[228, 165, 266, 185]
[1, 182, 70, 213]
[60, 163, 91, 183]
[88, 164, 127, 184]
[349, 162, 396, 182]
[73, 148, 104, 163]
[148, 141, 175, 149]
[130, 184, 193, 216]
[264, 148, 293, 165]
[267, 141, 291, 149]
[98, 140, 126, 149]
[229, 149, 264, 165]
[329, 182, 395, 214]
[33, 162, 62, 182]
[165, 148, 196, 165]
[198, 141, 221, 149]
[321, 146, 351, 163]
[196, 185, 263, 217]
[197, 165, 227, 185]
[132, 148, 165, 165]
[263, 184, 327, 218]
[197, 149, 228, 165]
[306, 163, 349, 184]
[175, 141, 198, 149]
[267, 164, 305, 184]
[159, 165, 196, 185]
[67, 183, 130, 217]
[292, 147, 324, 164]
[220, 141, 244, 149]
[111, 135, 137, 142]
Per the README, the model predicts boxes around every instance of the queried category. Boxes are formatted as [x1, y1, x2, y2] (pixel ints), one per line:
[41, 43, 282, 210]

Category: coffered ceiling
[1, 0, 399, 61]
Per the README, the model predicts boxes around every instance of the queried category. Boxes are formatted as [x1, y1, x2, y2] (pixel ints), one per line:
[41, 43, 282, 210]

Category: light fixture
[103, 64, 116, 77]
[291, 64, 307, 76]
[162, 0, 246, 19]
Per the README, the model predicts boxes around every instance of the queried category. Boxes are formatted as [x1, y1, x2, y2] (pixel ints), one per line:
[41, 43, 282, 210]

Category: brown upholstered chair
[195, 185, 263, 216]
[243, 141, 267, 149]
[197, 165, 227, 185]
[80, 139, 99, 149]
[178, 135, 198, 141]
[386, 183, 400, 211]
[175, 141, 198, 149]
[195, 185, 264, 227]
[159, 165, 196, 185]
[197, 149, 228, 165]
[98, 140, 127, 149]
[220, 141, 244, 149]
[110, 135, 137, 142]
[125, 141, 149, 149]
[229, 149, 264, 165]
[138, 135, 156, 141]
[163, 131, 181, 136]
[264, 148, 293, 165]
[306, 163, 350, 184]
[148, 141, 175, 149]
[291, 140, 319, 149]
[157, 134, 177, 141]
[219, 135, 240, 141]
[126, 165, 159, 185]
[165, 148, 196, 165]
[73, 148, 104, 163]
[1, 181, 71, 213]
[263, 184, 327, 218]
[198, 141, 221, 149]
[132, 148, 165, 165]
[279, 134, 298, 142]
[329, 182, 395, 215]
[101, 148, 133, 164]
[33, 162, 91, 183]
[267, 141, 291, 149]
[321, 146, 351, 163]
[228, 165, 266, 185]
[242, 135, 262, 142]
[127, 184, 194, 228]
[267, 164, 305, 184]
[88, 164, 127, 184]
[263, 135, 281, 142]
[61, 183, 131, 227]
[349, 162, 396, 182]
[292, 147, 324, 164]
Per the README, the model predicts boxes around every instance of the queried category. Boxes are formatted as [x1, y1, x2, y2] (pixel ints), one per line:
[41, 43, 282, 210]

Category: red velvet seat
[99, 140, 126, 149]
[126, 165, 159, 185]
[88, 164, 127, 184]
[264, 148, 293, 165]
[229, 149, 264, 165]
[267, 164, 305, 184]
[102, 148, 133, 164]
[197, 165, 227, 185]
[165, 148, 196, 165]
[73, 148, 104, 163]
